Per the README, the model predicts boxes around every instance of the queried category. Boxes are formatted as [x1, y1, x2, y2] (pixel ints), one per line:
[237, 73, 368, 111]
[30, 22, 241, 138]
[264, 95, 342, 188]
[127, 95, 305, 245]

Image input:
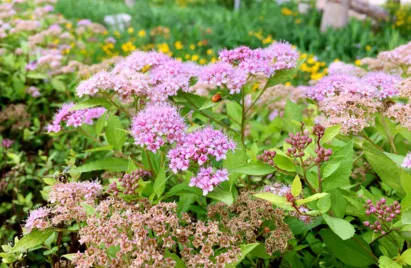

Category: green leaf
[51, 78, 66, 92]
[70, 98, 111, 110]
[274, 154, 296, 172]
[11, 229, 55, 253]
[232, 163, 275, 176]
[317, 195, 331, 213]
[42, 177, 56, 186]
[165, 250, 186, 268]
[265, 60, 301, 88]
[61, 254, 76, 261]
[291, 175, 302, 197]
[226, 101, 242, 124]
[296, 192, 329, 205]
[283, 100, 302, 132]
[70, 158, 129, 173]
[105, 114, 126, 151]
[226, 243, 259, 268]
[321, 125, 341, 144]
[83, 145, 113, 153]
[95, 111, 106, 135]
[319, 229, 376, 267]
[379, 256, 402, 268]
[254, 192, 293, 210]
[401, 170, 411, 194]
[397, 248, 411, 265]
[365, 151, 404, 196]
[152, 167, 167, 199]
[27, 72, 48, 79]
[207, 185, 234, 205]
[323, 140, 354, 191]
[322, 214, 355, 240]
[199, 99, 217, 110]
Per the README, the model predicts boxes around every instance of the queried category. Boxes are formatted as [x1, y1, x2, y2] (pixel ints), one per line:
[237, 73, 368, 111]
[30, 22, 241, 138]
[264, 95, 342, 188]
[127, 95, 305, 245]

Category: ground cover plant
[1, 0, 411, 267]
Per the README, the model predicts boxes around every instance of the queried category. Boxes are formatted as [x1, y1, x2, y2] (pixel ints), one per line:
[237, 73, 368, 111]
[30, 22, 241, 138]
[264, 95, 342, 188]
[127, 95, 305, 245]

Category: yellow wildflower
[191, 55, 199, 61]
[285, 82, 292, 86]
[355, 59, 362, 66]
[199, 59, 207, 65]
[138, 30, 146, 38]
[175, 41, 184, 50]
[206, 49, 213, 55]
[365, 45, 371, 51]
[157, 43, 170, 53]
[189, 44, 196, 50]
[127, 27, 134, 34]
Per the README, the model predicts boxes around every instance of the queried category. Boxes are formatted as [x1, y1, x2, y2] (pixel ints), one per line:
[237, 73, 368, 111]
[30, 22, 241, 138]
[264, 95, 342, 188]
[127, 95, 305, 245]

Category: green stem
[361, 132, 384, 152]
[101, 91, 132, 117]
[241, 87, 246, 147]
[299, 157, 316, 193]
[244, 81, 270, 115]
[181, 93, 236, 133]
[145, 149, 156, 176]
[380, 116, 397, 154]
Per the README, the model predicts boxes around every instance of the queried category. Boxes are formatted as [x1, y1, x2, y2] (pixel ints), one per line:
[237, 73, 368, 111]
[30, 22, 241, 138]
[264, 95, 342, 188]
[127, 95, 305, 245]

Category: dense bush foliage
[1, 0, 411, 267]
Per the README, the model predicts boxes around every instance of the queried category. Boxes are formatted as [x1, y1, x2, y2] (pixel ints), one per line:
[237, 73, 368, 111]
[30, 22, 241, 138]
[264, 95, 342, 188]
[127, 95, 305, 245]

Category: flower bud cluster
[286, 129, 312, 158]
[363, 198, 401, 234]
[313, 124, 333, 164]
[257, 150, 276, 166]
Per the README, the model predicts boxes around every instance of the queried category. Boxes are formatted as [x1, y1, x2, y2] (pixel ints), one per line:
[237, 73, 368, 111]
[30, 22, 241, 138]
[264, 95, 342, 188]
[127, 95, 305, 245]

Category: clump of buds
[257, 150, 276, 166]
[363, 198, 401, 234]
[286, 129, 312, 158]
[109, 169, 151, 196]
[313, 124, 332, 164]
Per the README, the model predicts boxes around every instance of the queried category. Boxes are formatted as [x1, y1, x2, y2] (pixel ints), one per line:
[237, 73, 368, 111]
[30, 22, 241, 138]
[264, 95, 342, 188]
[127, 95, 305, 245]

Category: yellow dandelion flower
[206, 49, 213, 55]
[285, 82, 292, 86]
[127, 27, 134, 34]
[355, 59, 362, 66]
[138, 30, 146, 38]
[189, 44, 196, 50]
[191, 55, 199, 61]
[175, 41, 184, 50]
[199, 59, 207, 65]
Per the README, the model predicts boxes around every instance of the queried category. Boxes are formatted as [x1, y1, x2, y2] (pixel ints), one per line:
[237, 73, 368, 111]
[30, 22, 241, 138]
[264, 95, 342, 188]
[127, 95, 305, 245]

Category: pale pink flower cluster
[167, 127, 235, 195]
[402, 152, 411, 169]
[130, 103, 186, 152]
[189, 167, 229, 195]
[47, 103, 106, 133]
[10, 19, 41, 34]
[24, 181, 102, 233]
[362, 72, 400, 99]
[328, 61, 366, 76]
[77, 51, 198, 101]
[1, 138, 14, 148]
[26, 86, 41, 97]
[384, 103, 411, 131]
[167, 127, 236, 173]
[199, 62, 247, 94]
[218, 42, 299, 78]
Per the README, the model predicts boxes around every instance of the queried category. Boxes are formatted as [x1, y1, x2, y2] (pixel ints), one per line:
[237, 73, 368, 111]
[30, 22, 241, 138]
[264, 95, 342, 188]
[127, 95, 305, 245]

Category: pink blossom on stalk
[26, 86, 41, 97]
[402, 152, 411, 169]
[167, 127, 236, 173]
[1, 138, 14, 148]
[131, 103, 186, 152]
[24, 207, 51, 233]
[219, 46, 253, 64]
[199, 62, 247, 94]
[264, 42, 299, 71]
[76, 71, 113, 97]
[112, 50, 171, 73]
[189, 167, 229, 195]
[47, 103, 106, 133]
[361, 72, 401, 99]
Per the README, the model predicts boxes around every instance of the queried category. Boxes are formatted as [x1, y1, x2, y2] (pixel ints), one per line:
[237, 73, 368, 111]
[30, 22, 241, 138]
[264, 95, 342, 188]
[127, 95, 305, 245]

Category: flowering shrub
[2, 1, 411, 266]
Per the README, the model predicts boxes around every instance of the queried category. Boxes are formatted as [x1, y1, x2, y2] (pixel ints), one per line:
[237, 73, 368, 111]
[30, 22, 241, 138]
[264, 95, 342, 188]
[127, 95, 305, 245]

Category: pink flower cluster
[167, 127, 235, 195]
[362, 72, 400, 99]
[167, 127, 236, 173]
[78, 51, 198, 102]
[402, 152, 411, 169]
[363, 198, 401, 234]
[47, 103, 106, 133]
[198, 62, 248, 94]
[1, 138, 14, 148]
[24, 180, 102, 233]
[219, 42, 299, 77]
[131, 103, 186, 152]
[189, 167, 229, 195]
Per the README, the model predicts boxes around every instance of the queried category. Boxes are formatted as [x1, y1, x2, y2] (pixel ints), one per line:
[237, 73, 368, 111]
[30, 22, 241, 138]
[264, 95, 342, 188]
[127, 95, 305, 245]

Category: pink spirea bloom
[47, 103, 106, 133]
[199, 62, 247, 94]
[77, 71, 113, 97]
[24, 207, 51, 233]
[112, 50, 171, 73]
[362, 72, 401, 99]
[265, 42, 299, 71]
[26, 86, 40, 97]
[131, 103, 186, 152]
[2, 138, 14, 148]
[402, 152, 411, 169]
[306, 74, 375, 101]
[219, 46, 253, 64]
[238, 48, 274, 76]
[328, 61, 360, 76]
[167, 127, 236, 173]
[189, 167, 229, 195]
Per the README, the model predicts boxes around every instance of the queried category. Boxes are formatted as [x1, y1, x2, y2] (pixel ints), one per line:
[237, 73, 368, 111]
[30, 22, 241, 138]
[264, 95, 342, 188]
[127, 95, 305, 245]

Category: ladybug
[211, 93, 222, 103]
